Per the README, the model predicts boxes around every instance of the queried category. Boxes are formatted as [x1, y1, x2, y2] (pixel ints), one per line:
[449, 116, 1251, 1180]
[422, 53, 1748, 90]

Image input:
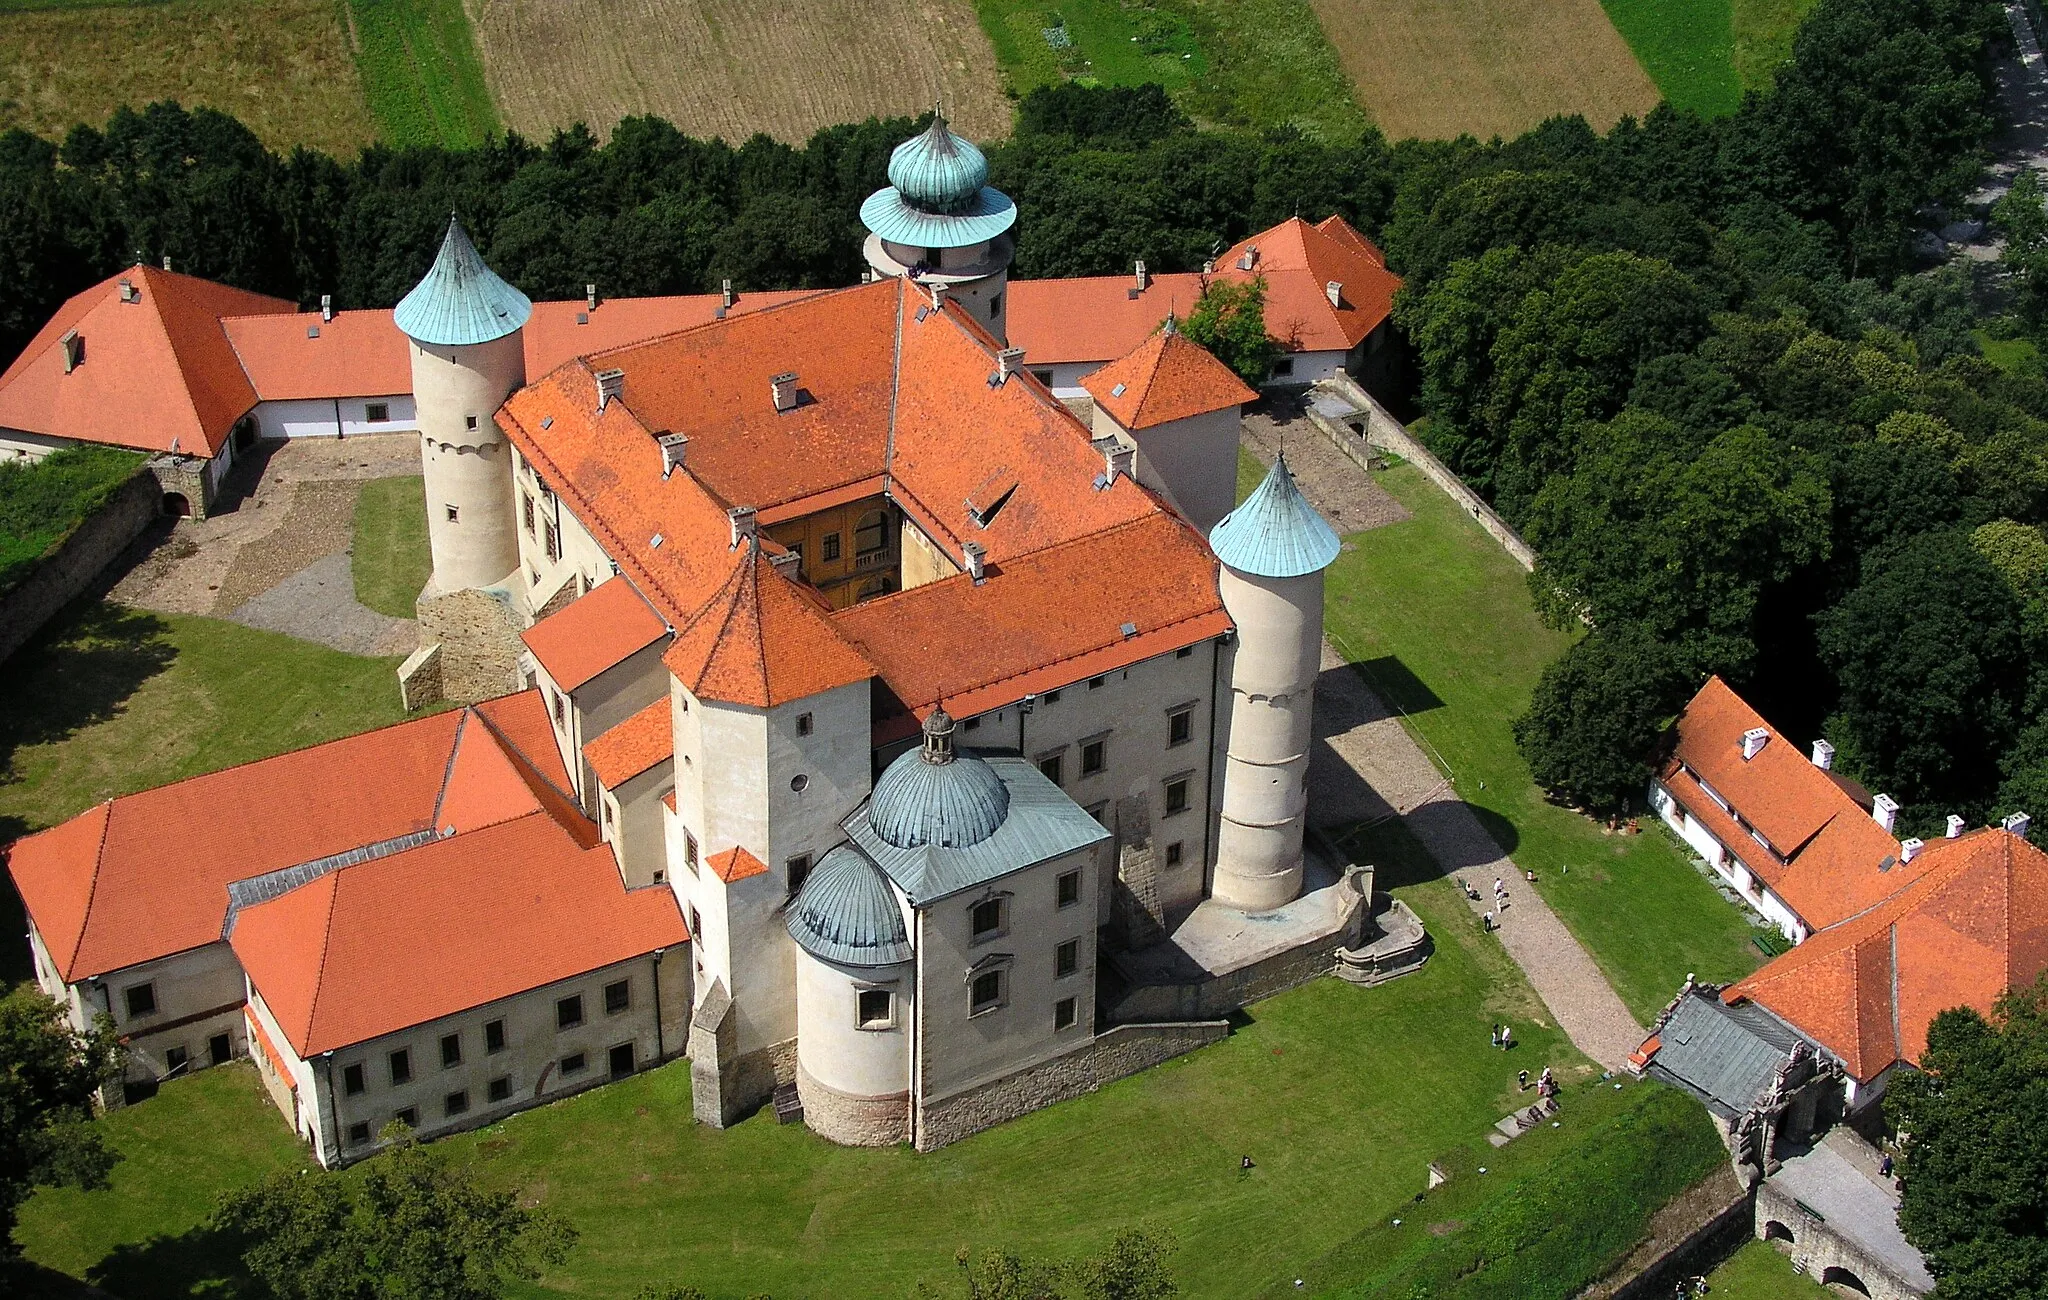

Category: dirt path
[1288, 419, 1649, 1072]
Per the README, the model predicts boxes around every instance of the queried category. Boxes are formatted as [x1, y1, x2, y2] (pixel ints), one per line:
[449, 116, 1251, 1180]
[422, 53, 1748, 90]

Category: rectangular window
[1044, 688, 1062, 704]
[344, 1063, 366, 1095]
[1038, 753, 1064, 786]
[970, 897, 1005, 942]
[1176, 646, 1195, 659]
[1271, 357, 1295, 377]
[1081, 739, 1107, 776]
[365, 402, 390, 423]
[465, 414, 479, 430]
[395, 1107, 418, 1129]
[487, 1076, 511, 1103]
[989, 291, 1002, 319]
[440, 1033, 461, 1068]
[1164, 777, 1191, 816]
[523, 495, 535, 536]
[685, 831, 699, 871]
[1057, 869, 1081, 908]
[1032, 369, 1054, 386]
[1088, 676, 1105, 690]
[165, 1045, 189, 1073]
[347, 1121, 371, 1146]
[797, 712, 814, 736]
[855, 513, 887, 556]
[970, 970, 1005, 1016]
[1055, 997, 1078, 1031]
[389, 1049, 412, 1086]
[124, 982, 157, 1018]
[560, 1052, 588, 1077]
[609, 1042, 636, 1078]
[1086, 802, 1108, 827]
[445, 503, 459, 523]
[485, 1020, 506, 1054]
[857, 988, 893, 1029]
[444, 1090, 469, 1118]
[787, 854, 813, 895]
[210, 1033, 231, 1066]
[544, 520, 561, 562]
[1166, 841, 1184, 867]
[822, 532, 841, 562]
[604, 980, 630, 1015]
[1056, 938, 1080, 978]
[557, 995, 584, 1030]
[1168, 707, 1194, 747]
[552, 690, 566, 725]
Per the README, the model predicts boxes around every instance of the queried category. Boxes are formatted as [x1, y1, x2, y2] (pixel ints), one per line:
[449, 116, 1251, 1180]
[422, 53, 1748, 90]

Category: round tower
[860, 113, 1017, 342]
[395, 215, 532, 595]
[787, 844, 916, 1146]
[1208, 455, 1343, 912]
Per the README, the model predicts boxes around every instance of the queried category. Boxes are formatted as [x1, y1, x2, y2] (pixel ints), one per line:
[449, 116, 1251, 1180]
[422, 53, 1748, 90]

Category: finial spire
[921, 708, 957, 764]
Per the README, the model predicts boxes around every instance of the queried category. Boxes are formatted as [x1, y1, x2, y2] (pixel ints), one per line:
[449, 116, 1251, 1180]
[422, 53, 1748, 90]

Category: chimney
[2004, 811, 2032, 840]
[1740, 727, 1769, 761]
[927, 282, 948, 312]
[1873, 793, 1899, 835]
[1325, 280, 1344, 309]
[728, 505, 758, 549]
[320, 294, 333, 323]
[118, 279, 138, 304]
[1946, 814, 1966, 839]
[1236, 246, 1258, 272]
[1202, 259, 1216, 274]
[1093, 435, 1136, 486]
[992, 346, 1026, 385]
[768, 548, 801, 578]
[60, 330, 83, 373]
[771, 372, 800, 413]
[1901, 837, 1925, 864]
[162, 255, 172, 271]
[586, 283, 598, 312]
[963, 541, 987, 584]
[721, 279, 736, 310]
[1134, 259, 1149, 293]
[1811, 739, 1834, 771]
[657, 432, 689, 479]
[595, 368, 626, 412]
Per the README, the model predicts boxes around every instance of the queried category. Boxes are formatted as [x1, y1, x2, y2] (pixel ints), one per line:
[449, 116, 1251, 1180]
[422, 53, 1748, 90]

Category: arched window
[1762, 1220, 1794, 1245]
[854, 510, 889, 558]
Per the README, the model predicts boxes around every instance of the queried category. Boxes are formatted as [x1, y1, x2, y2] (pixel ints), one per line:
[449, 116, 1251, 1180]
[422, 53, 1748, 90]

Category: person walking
[1491, 1023, 1502, 1048]
[1500, 1025, 1515, 1051]
[1482, 910, 1494, 932]
[1518, 1069, 1529, 1091]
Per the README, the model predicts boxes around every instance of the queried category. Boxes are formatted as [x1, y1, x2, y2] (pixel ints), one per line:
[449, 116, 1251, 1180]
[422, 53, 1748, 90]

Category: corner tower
[860, 114, 1017, 342]
[1208, 455, 1342, 911]
[394, 216, 534, 705]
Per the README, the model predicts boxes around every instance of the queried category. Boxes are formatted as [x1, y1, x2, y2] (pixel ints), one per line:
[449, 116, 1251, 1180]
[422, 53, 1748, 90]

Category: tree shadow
[86, 1222, 260, 1300]
[0, 600, 178, 777]
[1348, 656, 1444, 716]
[0, 1253, 106, 1298]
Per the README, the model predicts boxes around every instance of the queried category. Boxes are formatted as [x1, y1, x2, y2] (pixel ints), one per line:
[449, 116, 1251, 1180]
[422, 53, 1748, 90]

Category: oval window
[790, 774, 809, 793]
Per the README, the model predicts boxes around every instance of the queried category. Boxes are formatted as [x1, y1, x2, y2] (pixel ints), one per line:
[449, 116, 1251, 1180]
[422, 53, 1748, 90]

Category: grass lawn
[353, 474, 429, 618]
[1976, 329, 2043, 378]
[0, 448, 142, 595]
[1705, 1239, 1833, 1299]
[17, 873, 1725, 1299]
[343, 0, 498, 147]
[974, 0, 1367, 139]
[1597, 0, 1742, 115]
[1731, 0, 1819, 90]
[1312, 458, 1766, 1022]
[0, 0, 378, 154]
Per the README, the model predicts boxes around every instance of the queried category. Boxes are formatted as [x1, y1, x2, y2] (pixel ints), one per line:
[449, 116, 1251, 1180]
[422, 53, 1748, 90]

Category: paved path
[1284, 411, 1648, 1073]
[228, 552, 416, 656]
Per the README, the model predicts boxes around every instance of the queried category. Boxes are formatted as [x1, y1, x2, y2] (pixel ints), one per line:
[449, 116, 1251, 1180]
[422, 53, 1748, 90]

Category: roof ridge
[588, 282, 850, 367]
[469, 700, 583, 811]
[300, 872, 345, 1053]
[1134, 330, 1175, 426]
[430, 709, 473, 831]
[66, 801, 115, 979]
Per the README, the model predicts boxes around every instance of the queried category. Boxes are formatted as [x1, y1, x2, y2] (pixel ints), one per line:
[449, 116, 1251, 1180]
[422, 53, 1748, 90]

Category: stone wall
[146, 455, 214, 520]
[688, 980, 796, 1127]
[916, 1019, 1229, 1151]
[797, 1063, 910, 1146]
[1756, 1179, 1927, 1300]
[0, 470, 161, 664]
[412, 580, 523, 706]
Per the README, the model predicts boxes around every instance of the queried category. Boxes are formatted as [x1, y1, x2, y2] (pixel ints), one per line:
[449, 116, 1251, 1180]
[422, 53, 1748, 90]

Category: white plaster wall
[796, 950, 913, 1098]
[1119, 406, 1241, 536]
[1215, 565, 1322, 910]
[1265, 349, 1347, 387]
[568, 641, 672, 804]
[0, 428, 75, 463]
[603, 763, 676, 888]
[250, 396, 417, 441]
[412, 332, 524, 592]
[510, 450, 616, 608]
[65, 942, 250, 1088]
[914, 845, 1097, 1106]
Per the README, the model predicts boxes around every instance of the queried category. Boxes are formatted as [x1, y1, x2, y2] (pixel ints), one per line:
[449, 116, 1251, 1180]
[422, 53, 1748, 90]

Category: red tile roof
[0, 265, 295, 457]
[230, 810, 685, 1055]
[1006, 215, 1399, 367]
[584, 697, 675, 789]
[224, 309, 413, 400]
[707, 846, 768, 884]
[1661, 677, 1911, 931]
[3, 692, 583, 983]
[664, 546, 872, 708]
[523, 292, 817, 380]
[1084, 329, 1257, 430]
[1729, 828, 2048, 1081]
[521, 577, 671, 692]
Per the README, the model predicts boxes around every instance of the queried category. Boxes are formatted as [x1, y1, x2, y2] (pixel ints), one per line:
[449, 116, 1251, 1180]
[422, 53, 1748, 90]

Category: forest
[0, 0, 2022, 833]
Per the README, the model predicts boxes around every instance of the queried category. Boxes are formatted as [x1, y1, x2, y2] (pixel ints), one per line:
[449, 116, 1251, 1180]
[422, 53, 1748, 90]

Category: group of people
[1468, 872, 1535, 932]
[1517, 1065, 1557, 1098]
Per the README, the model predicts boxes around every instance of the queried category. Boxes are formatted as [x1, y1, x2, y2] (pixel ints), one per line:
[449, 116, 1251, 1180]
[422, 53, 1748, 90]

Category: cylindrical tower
[786, 845, 916, 1146]
[1208, 455, 1342, 912]
[394, 216, 533, 595]
[859, 114, 1017, 342]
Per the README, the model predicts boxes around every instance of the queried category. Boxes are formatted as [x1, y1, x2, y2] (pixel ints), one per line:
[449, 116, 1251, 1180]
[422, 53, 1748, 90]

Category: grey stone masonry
[1113, 793, 1167, 949]
[414, 579, 523, 705]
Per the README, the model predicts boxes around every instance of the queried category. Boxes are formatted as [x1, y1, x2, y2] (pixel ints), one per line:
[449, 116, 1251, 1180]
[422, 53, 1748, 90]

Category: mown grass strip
[1597, 0, 1743, 116]
[351, 474, 429, 619]
[342, 0, 498, 147]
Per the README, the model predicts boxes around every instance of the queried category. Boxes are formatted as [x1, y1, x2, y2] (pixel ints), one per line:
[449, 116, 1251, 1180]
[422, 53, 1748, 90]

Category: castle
[5, 118, 1403, 1159]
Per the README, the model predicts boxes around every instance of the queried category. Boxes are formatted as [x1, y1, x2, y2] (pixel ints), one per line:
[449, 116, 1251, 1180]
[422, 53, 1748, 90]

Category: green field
[1597, 0, 1742, 115]
[343, 0, 498, 147]
[352, 474, 430, 618]
[1310, 457, 1767, 1021]
[1731, 0, 1820, 90]
[973, 0, 1367, 138]
[1704, 1239, 1833, 1299]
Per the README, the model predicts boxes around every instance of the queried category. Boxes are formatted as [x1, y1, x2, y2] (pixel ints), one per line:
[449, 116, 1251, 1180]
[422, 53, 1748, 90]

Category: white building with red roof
[6, 117, 1385, 1154]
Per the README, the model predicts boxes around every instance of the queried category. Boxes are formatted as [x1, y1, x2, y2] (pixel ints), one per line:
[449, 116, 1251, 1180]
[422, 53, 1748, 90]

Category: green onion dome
[887, 115, 990, 214]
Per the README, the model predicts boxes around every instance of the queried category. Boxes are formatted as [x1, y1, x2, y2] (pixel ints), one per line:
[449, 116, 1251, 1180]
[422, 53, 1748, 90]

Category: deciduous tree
[0, 987, 122, 1250]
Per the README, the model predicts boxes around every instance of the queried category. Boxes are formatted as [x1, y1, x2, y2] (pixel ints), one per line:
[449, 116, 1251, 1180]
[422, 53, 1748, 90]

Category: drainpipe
[651, 948, 667, 1061]
[1203, 634, 1225, 881]
[321, 1051, 341, 1167]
